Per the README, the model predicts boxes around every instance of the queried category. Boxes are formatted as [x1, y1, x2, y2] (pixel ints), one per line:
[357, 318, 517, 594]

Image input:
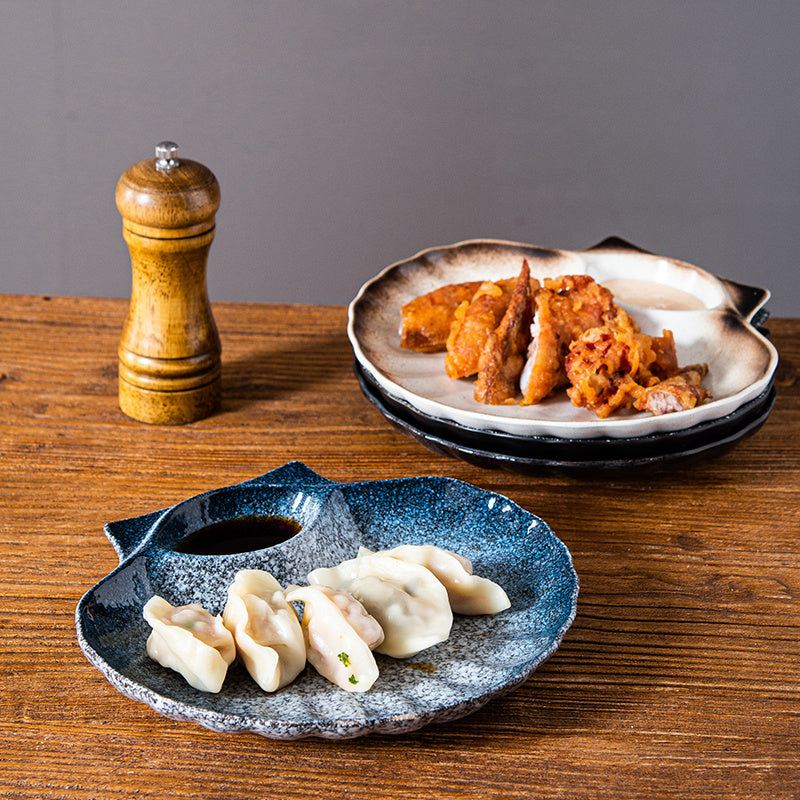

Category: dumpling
[284, 584, 384, 693]
[308, 552, 453, 659]
[363, 545, 511, 616]
[222, 570, 306, 692]
[142, 595, 236, 693]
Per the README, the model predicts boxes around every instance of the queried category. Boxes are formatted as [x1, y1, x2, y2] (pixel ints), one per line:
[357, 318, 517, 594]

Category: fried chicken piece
[400, 281, 484, 352]
[564, 310, 697, 418]
[518, 293, 563, 404]
[520, 275, 619, 404]
[633, 365, 711, 415]
[636, 328, 680, 384]
[563, 313, 644, 417]
[474, 260, 535, 404]
[444, 278, 519, 379]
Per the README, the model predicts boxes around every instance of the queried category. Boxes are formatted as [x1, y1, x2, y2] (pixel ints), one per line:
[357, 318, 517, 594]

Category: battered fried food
[637, 328, 680, 384]
[563, 310, 684, 418]
[562, 314, 641, 417]
[634, 365, 711, 415]
[520, 275, 619, 404]
[473, 261, 534, 404]
[444, 278, 518, 379]
[400, 281, 484, 352]
[397, 264, 711, 418]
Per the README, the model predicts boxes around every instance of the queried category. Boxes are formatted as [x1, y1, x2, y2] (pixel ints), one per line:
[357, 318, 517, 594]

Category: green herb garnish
[337, 652, 351, 667]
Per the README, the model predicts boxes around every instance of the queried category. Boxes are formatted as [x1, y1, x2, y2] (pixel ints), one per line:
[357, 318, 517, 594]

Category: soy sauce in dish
[173, 515, 301, 555]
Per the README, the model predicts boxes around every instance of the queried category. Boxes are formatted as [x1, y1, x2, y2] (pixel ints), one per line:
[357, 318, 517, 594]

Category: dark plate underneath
[355, 362, 776, 473]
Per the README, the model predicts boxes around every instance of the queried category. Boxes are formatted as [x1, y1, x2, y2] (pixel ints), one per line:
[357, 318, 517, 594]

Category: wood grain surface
[1, 294, 798, 799]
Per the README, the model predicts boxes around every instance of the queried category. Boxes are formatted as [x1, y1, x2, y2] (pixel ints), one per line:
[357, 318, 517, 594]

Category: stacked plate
[347, 238, 778, 472]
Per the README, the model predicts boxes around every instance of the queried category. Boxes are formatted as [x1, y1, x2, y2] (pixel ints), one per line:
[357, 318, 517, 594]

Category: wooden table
[1, 294, 798, 799]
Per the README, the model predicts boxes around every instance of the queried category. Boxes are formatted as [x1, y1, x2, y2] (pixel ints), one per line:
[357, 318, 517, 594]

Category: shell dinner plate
[347, 237, 778, 440]
[76, 463, 578, 740]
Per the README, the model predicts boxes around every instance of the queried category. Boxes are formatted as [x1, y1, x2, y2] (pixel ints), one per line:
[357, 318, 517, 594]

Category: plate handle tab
[718, 278, 771, 324]
[582, 236, 654, 255]
[241, 461, 337, 491]
[103, 509, 165, 564]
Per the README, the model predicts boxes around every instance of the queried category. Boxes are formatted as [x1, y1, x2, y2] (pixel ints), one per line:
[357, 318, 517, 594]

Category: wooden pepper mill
[116, 142, 221, 424]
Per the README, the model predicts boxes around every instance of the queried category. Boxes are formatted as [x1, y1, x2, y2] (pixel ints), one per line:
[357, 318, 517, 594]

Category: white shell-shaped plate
[348, 238, 777, 439]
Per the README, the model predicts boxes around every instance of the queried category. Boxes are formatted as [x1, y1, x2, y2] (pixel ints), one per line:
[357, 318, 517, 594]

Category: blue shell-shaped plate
[75, 463, 578, 740]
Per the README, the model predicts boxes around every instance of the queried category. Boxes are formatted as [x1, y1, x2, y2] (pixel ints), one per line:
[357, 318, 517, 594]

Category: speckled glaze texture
[76, 463, 579, 740]
[347, 237, 778, 440]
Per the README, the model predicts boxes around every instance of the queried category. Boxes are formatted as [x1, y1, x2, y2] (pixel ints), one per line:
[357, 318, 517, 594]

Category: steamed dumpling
[362, 545, 511, 615]
[285, 584, 384, 692]
[222, 570, 306, 692]
[143, 595, 236, 693]
[308, 552, 453, 659]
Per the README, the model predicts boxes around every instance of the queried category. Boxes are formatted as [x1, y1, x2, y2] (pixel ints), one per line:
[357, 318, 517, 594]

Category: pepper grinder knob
[116, 142, 221, 424]
[155, 141, 180, 171]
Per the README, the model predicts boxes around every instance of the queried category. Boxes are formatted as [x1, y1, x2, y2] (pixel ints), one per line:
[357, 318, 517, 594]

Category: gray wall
[2, 1, 798, 316]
